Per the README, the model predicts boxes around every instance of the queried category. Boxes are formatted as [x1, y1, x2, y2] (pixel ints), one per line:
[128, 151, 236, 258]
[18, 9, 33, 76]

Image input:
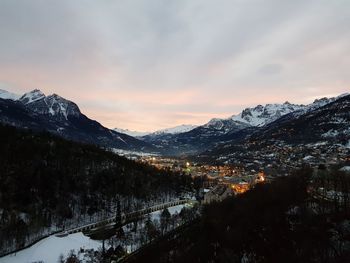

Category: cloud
[0, 0, 349, 131]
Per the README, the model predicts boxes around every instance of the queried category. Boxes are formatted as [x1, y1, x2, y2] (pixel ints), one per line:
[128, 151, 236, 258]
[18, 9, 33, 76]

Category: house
[203, 185, 232, 204]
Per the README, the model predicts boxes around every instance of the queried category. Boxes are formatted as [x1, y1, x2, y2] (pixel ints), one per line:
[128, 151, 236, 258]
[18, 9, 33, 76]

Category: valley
[1, 1, 350, 261]
[1, 89, 349, 262]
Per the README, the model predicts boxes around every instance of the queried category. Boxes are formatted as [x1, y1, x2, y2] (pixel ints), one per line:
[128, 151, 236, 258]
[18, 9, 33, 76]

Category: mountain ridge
[141, 93, 349, 155]
[0, 89, 155, 152]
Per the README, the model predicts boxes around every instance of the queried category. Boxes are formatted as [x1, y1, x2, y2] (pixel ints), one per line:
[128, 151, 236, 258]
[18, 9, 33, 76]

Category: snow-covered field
[0, 233, 101, 263]
[150, 204, 186, 221]
[0, 204, 190, 263]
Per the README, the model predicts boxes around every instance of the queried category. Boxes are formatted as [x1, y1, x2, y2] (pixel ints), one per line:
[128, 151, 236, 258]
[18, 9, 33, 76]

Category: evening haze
[0, 0, 349, 132]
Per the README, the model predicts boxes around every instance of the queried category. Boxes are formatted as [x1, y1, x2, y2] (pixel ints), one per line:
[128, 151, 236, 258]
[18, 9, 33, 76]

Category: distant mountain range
[0, 89, 21, 100]
[200, 93, 350, 167]
[1, 88, 348, 157]
[139, 93, 349, 155]
[0, 89, 154, 151]
[113, 128, 151, 137]
[114, 124, 198, 137]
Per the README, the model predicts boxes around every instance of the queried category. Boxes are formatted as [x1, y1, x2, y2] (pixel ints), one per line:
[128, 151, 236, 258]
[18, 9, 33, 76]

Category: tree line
[0, 124, 194, 255]
[131, 167, 350, 262]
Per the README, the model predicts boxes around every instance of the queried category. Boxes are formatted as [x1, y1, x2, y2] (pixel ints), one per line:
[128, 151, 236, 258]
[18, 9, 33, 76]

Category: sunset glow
[0, 0, 349, 131]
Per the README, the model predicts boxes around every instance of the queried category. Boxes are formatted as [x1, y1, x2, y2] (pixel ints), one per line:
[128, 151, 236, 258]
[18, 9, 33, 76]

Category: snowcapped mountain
[230, 102, 305, 127]
[0, 89, 21, 100]
[0, 89, 155, 151]
[1, 87, 347, 155]
[20, 90, 81, 121]
[113, 128, 151, 137]
[194, 102, 304, 140]
[114, 124, 197, 138]
[301, 93, 349, 114]
[205, 94, 350, 161]
[201, 95, 347, 133]
[153, 124, 198, 135]
[202, 102, 304, 133]
[19, 89, 45, 104]
[142, 94, 347, 155]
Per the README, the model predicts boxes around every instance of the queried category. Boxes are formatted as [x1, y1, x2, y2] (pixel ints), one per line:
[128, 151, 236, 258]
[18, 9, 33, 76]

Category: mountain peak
[18, 90, 81, 120]
[231, 102, 305, 127]
[113, 128, 151, 137]
[153, 124, 198, 135]
[43, 94, 81, 119]
[0, 89, 21, 100]
[47, 93, 67, 102]
[19, 89, 46, 104]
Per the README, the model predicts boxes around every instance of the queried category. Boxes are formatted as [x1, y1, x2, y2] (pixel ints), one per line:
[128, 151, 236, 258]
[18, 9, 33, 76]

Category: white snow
[340, 166, 350, 172]
[150, 204, 187, 221]
[346, 140, 350, 149]
[19, 89, 45, 104]
[322, 129, 339, 138]
[0, 89, 21, 100]
[231, 103, 305, 127]
[203, 102, 305, 130]
[49, 107, 55, 115]
[114, 124, 197, 137]
[111, 148, 158, 157]
[205, 93, 347, 130]
[303, 155, 315, 161]
[114, 128, 151, 137]
[153, 124, 198, 135]
[0, 233, 101, 263]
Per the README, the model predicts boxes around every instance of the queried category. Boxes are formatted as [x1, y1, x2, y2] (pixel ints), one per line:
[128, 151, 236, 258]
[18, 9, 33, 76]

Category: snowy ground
[0, 233, 101, 263]
[150, 204, 188, 221]
[0, 204, 191, 263]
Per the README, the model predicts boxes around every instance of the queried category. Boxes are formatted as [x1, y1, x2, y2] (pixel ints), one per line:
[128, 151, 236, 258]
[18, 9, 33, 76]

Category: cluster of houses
[214, 140, 350, 177]
[203, 172, 266, 204]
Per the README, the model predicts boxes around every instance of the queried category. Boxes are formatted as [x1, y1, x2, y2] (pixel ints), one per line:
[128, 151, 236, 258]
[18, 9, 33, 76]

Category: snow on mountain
[39, 94, 81, 120]
[305, 93, 350, 112]
[285, 93, 350, 119]
[203, 118, 248, 133]
[204, 94, 348, 131]
[230, 102, 305, 127]
[153, 124, 198, 135]
[0, 88, 155, 151]
[19, 89, 46, 104]
[113, 128, 151, 137]
[202, 102, 305, 134]
[18, 90, 81, 120]
[0, 89, 21, 100]
[116, 124, 198, 138]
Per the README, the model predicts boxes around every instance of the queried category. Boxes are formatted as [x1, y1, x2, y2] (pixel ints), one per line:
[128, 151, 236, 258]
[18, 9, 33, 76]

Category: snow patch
[19, 89, 46, 104]
[0, 233, 101, 263]
[0, 89, 21, 100]
[152, 124, 198, 135]
[114, 128, 151, 137]
[340, 166, 350, 172]
[322, 129, 339, 138]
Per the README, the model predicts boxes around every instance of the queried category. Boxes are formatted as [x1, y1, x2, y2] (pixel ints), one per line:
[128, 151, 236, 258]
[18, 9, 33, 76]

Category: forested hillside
[131, 168, 350, 263]
[0, 125, 193, 256]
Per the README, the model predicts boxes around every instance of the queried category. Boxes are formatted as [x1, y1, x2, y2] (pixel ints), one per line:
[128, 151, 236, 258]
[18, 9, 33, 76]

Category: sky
[0, 0, 349, 132]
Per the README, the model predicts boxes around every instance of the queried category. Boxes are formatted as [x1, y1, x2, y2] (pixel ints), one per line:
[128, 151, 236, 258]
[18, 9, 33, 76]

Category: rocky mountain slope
[114, 124, 198, 138]
[200, 94, 350, 167]
[0, 89, 154, 151]
[141, 102, 312, 155]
